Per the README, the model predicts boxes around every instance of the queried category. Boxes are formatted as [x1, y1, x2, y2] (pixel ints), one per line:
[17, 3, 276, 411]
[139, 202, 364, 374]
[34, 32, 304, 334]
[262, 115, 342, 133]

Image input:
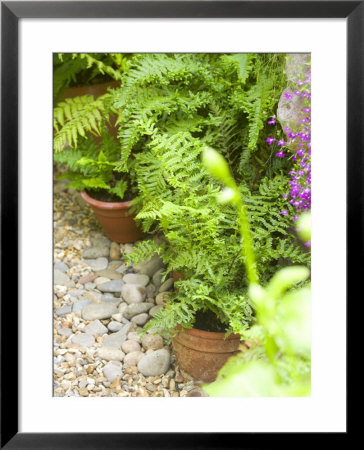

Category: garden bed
[53, 173, 212, 397]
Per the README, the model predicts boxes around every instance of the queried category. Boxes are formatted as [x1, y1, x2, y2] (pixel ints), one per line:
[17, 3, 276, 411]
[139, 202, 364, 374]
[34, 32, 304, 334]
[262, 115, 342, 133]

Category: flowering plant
[266, 61, 311, 232]
[202, 147, 311, 397]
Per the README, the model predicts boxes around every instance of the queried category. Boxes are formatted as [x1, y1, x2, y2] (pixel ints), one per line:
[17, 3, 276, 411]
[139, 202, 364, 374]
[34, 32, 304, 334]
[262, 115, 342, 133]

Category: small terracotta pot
[172, 326, 241, 382]
[62, 80, 121, 101]
[81, 191, 143, 243]
[172, 270, 184, 283]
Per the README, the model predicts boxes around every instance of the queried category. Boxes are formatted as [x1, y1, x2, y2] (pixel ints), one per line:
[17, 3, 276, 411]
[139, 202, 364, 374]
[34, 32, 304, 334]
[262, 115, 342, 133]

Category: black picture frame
[1, 1, 357, 448]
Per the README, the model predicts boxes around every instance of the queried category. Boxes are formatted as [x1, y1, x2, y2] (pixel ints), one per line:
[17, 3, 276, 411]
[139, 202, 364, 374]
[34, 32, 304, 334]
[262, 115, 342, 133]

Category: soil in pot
[192, 309, 226, 333]
[85, 188, 134, 203]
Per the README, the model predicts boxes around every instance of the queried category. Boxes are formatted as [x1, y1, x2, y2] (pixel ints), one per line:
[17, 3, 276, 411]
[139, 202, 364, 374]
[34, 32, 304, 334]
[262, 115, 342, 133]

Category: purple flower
[267, 116, 276, 125]
[265, 67, 311, 219]
[304, 241, 311, 248]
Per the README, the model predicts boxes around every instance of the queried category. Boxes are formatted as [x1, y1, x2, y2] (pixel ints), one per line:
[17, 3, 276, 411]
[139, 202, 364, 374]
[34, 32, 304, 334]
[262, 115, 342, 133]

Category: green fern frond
[53, 95, 107, 152]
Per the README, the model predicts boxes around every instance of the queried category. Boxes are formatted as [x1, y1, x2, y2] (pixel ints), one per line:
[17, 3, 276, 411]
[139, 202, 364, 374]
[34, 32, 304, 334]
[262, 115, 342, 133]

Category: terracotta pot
[172, 326, 241, 382]
[172, 270, 184, 283]
[62, 80, 121, 101]
[81, 191, 143, 243]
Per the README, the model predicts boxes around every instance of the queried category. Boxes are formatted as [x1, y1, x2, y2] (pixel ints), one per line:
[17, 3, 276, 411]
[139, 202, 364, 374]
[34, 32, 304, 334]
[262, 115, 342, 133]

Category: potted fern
[119, 52, 309, 381]
[53, 53, 145, 243]
[53, 53, 129, 102]
[54, 129, 143, 243]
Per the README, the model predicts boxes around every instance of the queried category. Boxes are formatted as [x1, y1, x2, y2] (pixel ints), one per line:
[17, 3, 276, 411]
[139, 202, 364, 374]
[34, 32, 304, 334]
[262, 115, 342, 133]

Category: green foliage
[124, 239, 162, 266]
[112, 53, 286, 178]
[52, 54, 311, 396]
[53, 95, 107, 152]
[106, 53, 308, 335]
[202, 148, 311, 397]
[53, 52, 130, 102]
[54, 130, 131, 199]
[73, 53, 126, 82]
[132, 145, 307, 335]
[204, 270, 311, 397]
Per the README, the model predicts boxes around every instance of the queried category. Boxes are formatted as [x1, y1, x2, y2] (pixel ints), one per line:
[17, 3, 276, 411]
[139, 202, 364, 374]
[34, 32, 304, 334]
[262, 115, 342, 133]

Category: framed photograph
[1, 1, 357, 448]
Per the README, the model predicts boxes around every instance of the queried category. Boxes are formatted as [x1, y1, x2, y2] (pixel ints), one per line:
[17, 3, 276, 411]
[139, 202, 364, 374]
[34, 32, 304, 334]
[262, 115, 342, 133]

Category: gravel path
[53, 174, 203, 397]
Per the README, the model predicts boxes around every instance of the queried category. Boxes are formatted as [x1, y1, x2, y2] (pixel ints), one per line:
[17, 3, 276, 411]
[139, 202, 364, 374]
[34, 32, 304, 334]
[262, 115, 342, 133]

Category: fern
[53, 95, 107, 152]
[53, 53, 309, 335]
[124, 239, 162, 266]
[54, 131, 131, 200]
[73, 53, 124, 81]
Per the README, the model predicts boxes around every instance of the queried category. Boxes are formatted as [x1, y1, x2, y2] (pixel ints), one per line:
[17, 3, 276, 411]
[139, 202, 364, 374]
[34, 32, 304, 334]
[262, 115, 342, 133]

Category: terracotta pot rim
[64, 80, 121, 95]
[81, 190, 133, 210]
[175, 325, 241, 341]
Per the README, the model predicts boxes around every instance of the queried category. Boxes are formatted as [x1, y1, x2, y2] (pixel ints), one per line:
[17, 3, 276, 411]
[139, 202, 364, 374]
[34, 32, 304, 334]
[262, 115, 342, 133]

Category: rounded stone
[133, 254, 164, 278]
[56, 305, 72, 316]
[94, 277, 111, 286]
[58, 328, 73, 337]
[101, 323, 133, 348]
[71, 333, 95, 348]
[110, 242, 121, 260]
[158, 278, 174, 293]
[54, 269, 75, 288]
[83, 291, 101, 303]
[101, 294, 121, 305]
[108, 321, 123, 332]
[98, 346, 125, 362]
[72, 299, 90, 313]
[112, 313, 123, 322]
[156, 292, 170, 305]
[121, 284, 146, 304]
[145, 284, 157, 298]
[127, 331, 142, 343]
[82, 243, 110, 259]
[121, 340, 141, 354]
[149, 305, 163, 317]
[123, 302, 153, 320]
[84, 319, 108, 337]
[81, 302, 118, 321]
[78, 273, 97, 285]
[103, 361, 122, 382]
[137, 349, 170, 377]
[54, 262, 69, 273]
[123, 351, 144, 368]
[122, 273, 150, 287]
[152, 268, 164, 289]
[83, 257, 108, 272]
[97, 280, 124, 294]
[118, 303, 128, 314]
[131, 313, 149, 326]
[96, 269, 122, 280]
[142, 334, 164, 351]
